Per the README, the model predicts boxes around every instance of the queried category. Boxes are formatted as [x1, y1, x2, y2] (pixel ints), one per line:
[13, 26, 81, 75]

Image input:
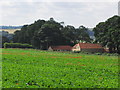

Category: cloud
[0, 1, 118, 28]
[0, 0, 119, 3]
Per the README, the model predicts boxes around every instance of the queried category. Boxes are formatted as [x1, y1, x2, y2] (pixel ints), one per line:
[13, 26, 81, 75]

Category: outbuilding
[72, 43, 104, 53]
[48, 45, 72, 51]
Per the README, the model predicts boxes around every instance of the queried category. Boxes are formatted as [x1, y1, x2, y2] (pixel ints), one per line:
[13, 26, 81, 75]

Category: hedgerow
[4, 43, 33, 49]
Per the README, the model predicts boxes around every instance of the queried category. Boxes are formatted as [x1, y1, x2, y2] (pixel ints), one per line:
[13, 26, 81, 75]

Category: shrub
[4, 43, 33, 49]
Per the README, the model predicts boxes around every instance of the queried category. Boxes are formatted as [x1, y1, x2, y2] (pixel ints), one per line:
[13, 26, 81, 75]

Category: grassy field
[2, 48, 118, 88]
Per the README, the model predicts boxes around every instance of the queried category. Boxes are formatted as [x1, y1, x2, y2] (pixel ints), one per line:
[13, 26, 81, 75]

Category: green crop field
[2, 48, 119, 88]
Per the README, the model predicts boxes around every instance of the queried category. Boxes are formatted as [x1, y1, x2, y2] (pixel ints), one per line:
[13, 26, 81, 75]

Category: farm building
[72, 43, 105, 53]
[48, 45, 72, 51]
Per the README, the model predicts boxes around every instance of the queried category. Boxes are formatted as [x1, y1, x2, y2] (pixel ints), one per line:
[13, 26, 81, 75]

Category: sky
[0, 0, 119, 28]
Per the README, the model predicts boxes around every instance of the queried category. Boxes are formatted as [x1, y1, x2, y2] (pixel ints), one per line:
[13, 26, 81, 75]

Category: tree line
[93, 15, 120, 53]
[13, 18, 92, 50]
[4, 15, 119, 53]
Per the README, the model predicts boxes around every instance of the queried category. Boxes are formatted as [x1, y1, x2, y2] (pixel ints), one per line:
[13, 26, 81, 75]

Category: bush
[4, 43, 33, 49]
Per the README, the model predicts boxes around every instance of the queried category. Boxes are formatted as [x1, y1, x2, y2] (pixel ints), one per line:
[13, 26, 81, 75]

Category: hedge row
[4, 43, 33, 48]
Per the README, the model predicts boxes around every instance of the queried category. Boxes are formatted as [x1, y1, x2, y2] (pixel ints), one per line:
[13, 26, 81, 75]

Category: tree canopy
[13, 18, 92, 49]
[93, 15, 120, 53]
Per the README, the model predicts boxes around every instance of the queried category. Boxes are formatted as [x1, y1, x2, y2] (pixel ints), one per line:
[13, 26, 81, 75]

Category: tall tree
[13, 20, 45, 44]
[61, 25, 76, 45]
[75, 26, 92, 43]
[32, 18, 63, 49]
[93, 15, 120, 53]
[13, 17, 92, 50]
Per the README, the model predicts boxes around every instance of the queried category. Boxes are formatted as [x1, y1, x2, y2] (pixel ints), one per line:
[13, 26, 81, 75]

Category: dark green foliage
[2, 36, 10, 48]
[13, 20, 46, 45]
[13, 18, 92, 49]
[93, 15, 120, 53]
[1, 31, 14, 48]
[75, 26, 92, 43]
[4, 43, 33, 48]
[32, 19, 64, 49]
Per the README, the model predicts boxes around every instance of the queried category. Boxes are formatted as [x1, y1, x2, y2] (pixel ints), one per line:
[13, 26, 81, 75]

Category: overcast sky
[0, 0, 118, 28]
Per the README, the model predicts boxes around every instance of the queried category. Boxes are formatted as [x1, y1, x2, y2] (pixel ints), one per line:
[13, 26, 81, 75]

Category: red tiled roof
[78, 43, 103, 49]
[50, 45, 72, 50]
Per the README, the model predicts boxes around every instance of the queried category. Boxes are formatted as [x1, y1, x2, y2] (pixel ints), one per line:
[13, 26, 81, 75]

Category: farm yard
[2, 48, 119, 88]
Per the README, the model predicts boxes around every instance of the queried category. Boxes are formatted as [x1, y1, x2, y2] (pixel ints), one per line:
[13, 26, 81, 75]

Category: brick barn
[48, 45, 72, 51]
[72, 43, 105, 53]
